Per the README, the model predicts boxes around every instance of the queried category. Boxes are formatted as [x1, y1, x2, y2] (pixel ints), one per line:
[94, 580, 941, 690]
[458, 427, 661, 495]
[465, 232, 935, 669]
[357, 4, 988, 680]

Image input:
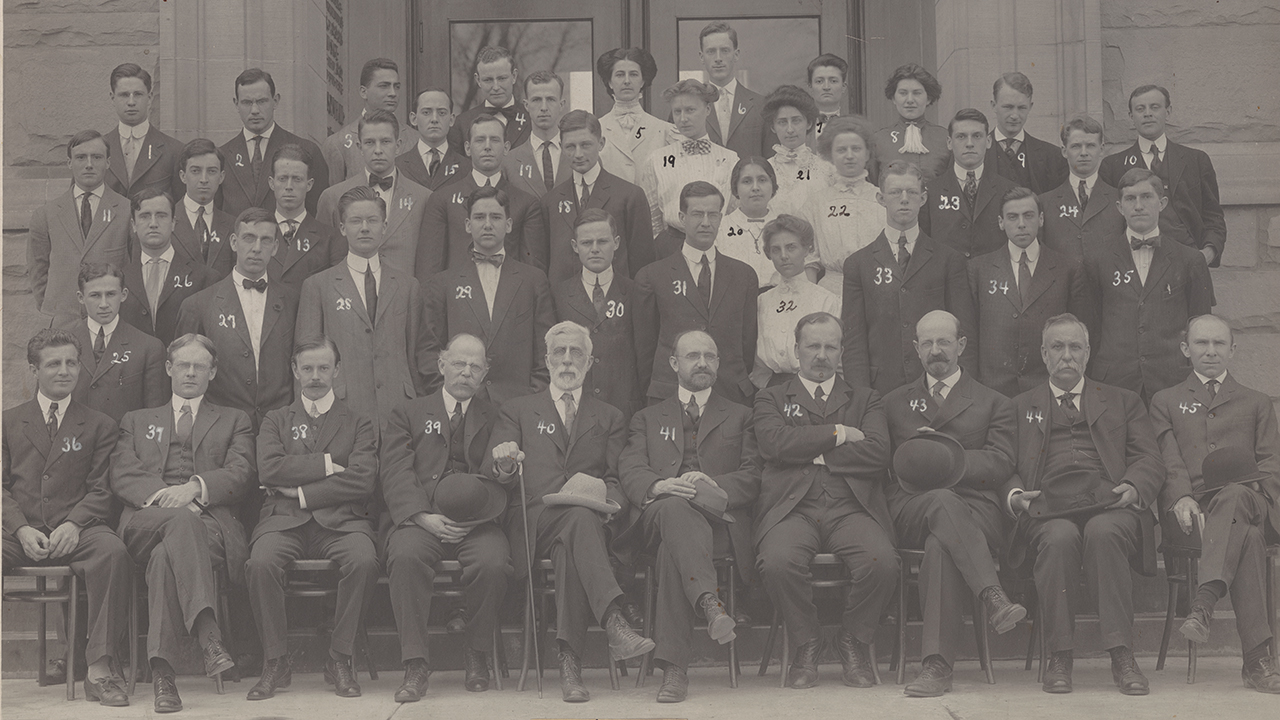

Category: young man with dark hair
[267, 143, 346, 292]
[448, 46, 532, 154]
[104, 62, 182, 201]
[985, 72, 1068, 195]
[1038, 114, 1127, 261]
[807, 54, 850, 136]
[397, 88, 470, 190]
[503, 70, 571, 200]
[696, 21, 767, 157]
[919, 108, 1017, 260]
[119, 188, 213, 346]
[323, 58, 414, 185]
[174, 138, 235, 279]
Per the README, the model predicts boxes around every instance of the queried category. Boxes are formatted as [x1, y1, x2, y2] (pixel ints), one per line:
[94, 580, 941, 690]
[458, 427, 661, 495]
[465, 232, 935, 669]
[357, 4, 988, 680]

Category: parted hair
[885, 63, 942, 105]
[68, 129, 109, 159]
[292, 335, 342, 366]
[465, 185, 509, 214]
[730, 156, 778, 198]
[467, 112, 505, 142]
[27, 329, 81, 367]
[524, 69, 564, 96]
[474, 46, 515, 71]
[337, 185, 386, 222]
[699, 21, 738, 49]
[234, 67, 276, 97]
[235, 206, 276, 231]
[1128, 84, 1171, 111]
[596, 47, 659, 98]
[574, 208, 618, 238]
[762, 214, 815, 253]
[271, 143, 314, 177]
[179, 138, 224, 173]
[167, 333, 218, 366]
[763, 84, 819, 128]
[1060, 114, 1105, 146]
[1118, 167, 1166, 197]
[678, 180, 724, 213]
[359, 108, 400, 140]
[559, 109, 602, 138]
[878, 159, 926, 191]
[77, 262, 124, 291]
[360, 58, 398, 89]
[663, 79, 719, 107]
[808, 54, 849, 83]
[1042, 313, 1089, 346]
[794, 312, 842, 344]
[948, 107, 990, 135]
[130, 186, 174, 215]
[110, 63, 152, 93]
[1000, 185, 1043, 215]
[545, 321, 593, 357]
[993, 71, 1034, 100]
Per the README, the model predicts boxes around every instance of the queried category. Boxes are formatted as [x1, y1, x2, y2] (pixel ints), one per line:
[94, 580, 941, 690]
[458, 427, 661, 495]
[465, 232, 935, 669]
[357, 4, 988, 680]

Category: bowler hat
[434, 473, 507, 526]
[1027, 465, 1113, 520]
[543, 473, 623, 514]
[1197, 447, 1267, 496]
[893, 431, 967, 494]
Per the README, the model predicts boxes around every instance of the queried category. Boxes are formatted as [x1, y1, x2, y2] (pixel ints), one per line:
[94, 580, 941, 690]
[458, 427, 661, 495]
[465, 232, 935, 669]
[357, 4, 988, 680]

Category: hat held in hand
[543, 472, 622, 514]
[434, 473, 507, 527]
[1027, 465, 1112, 520]
[892, 430, 967, 494]
[688, 476, 735, 524]
[1197, 446, 1266, 496]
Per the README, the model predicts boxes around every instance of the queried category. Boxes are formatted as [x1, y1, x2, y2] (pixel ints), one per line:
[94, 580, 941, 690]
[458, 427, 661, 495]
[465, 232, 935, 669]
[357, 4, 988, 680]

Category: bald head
[671, 330, 719, 392]
[916, 310, 962, 340]
[1182, 314, 1235, 379]
[914, 310, 965, 379]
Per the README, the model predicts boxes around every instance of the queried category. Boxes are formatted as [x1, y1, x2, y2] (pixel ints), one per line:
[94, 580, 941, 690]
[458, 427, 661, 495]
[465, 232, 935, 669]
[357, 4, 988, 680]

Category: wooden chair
[635, 555, 739, 688]
[892, 548, 997, 685]
[2, 566, 79, 700]
[519, 558, 623, 691]
[283, 559, 378, 680]
[1156, 543, 1200, 682]
[429, 559, 507, 688]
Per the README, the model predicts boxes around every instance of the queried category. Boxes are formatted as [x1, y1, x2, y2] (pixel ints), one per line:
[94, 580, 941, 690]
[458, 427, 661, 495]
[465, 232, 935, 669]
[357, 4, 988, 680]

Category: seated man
[110, 333, 254, 713]
[3, 329, 132, 706]
[754, 312, 898, 689]
[488, 321, 651, 703]
[380, 333, 510, 702]
[1005, 313, 1164, 696]
[246, 336, 379, 700]
[616, 330, 759, 703]
[1151, 314, 1280, 693]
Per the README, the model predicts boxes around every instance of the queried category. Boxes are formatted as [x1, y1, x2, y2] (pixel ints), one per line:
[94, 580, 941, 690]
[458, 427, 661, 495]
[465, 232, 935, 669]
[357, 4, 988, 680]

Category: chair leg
[727, 567, 738, 689]
[896, 570, 908, 685]
[780, 617, 790, 689]
[491, 627, 503, 691]
[1158, 560, 1178, 671]
[976, 595, 995, 684]
[1268, 552, 1278, 661]
[758, 608, 779, 677]
[360, 620, 378, 681]
[1187, 557, 1199, 684]
[210, 572, 224, 695]
[637, 567, 654, 688]
[128, 572, 138, 697]
[1025, 613, 1036, 671]
[608, 651, 620, 690]
[869, 641, 881, 686]
[1037, 601, 1047, 684]
[66, 574, 78, 701]
[37, 577, 48, 688]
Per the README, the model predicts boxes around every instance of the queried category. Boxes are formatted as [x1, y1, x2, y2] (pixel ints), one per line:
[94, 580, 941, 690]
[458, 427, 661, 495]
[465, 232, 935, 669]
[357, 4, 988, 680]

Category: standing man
[1084, 168, 1214, 402]
[4, 329, 133, 706]
[266, 143, 346, 292]
[323, 58, 413, 185]
[1100, 85, 1226, 267]
[246, 337, 380, 700]
[397, 88, 470, 191]
[843, 160, 974, 396]
[448, 46, 531, 156]
[696, 22, 767, 158]
[634, 181, 758, 408]
[29, 130, 132, 329]
[985, 73, 1068, 195]
[1150, 315, 1280, 693]
[110, 333, 255, 713]
[754, 312, 898, 689]
[173, 139, 235, 280]
[970, 187, 1089, 398]
[1004, 314, 1164, 695]
[1038, 115, 1126, 261]
[104, 63, 181, 201]
[219, 68, 328, 219]
[882, 310, 1025, 696]
[919, 109, 1016, 260]
[807, 54, 850, 138]
[503, 71, 571, 200]
[616, 330, 759, 703]
[119, 189, 212, 347]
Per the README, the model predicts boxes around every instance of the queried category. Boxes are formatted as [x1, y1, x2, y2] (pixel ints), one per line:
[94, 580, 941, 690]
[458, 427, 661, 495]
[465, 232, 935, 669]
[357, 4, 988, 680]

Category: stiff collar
[36, 392, 71, 423]
[183, 194, 215, 217]
[1143, 134, 1168, 156]
[1050, 377, 1086, 399]
[276, 208, 308, 225]
[171, 394, 204, 417]
[993, 127, 1026, 144]
[232, 267, 268, 288]
[573, 163, 602, 187]
[442, 387, 472, 415]
[677, 386, 713, 409]
[1193, 369, 1228, 386]
[471, 168, 501, 187]
[1008, 238, 1041, 265]
[583, 265, 614, 288]
[242, 123, 276, 143]
[798, 375, 836, 401]
[925, 366, 962, 396]
[141, 244, 175, 264]
[681, 243, 717, 267]
[119, 119, 150, 140]
[87, 316, 120, 339]
[346, 252, 381, 274]
[302, 390, 336, 416]
[417, 138, 449, 157]
[954, 162, 984, 184]
[885, 223, 920, 244]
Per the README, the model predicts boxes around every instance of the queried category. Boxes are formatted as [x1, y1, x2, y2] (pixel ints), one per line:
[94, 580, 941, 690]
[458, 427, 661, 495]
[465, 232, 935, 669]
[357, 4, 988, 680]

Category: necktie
[931, 380, 945, 401]
[1130, 235, 1159, 251]
[471, 249, 504, 267]
[428, 148, 441, 177]
[124, 134, 140, 179]
[682, 138, 712, 155]
[816, 113, 835, 135]
[145, 257, 164, 315]
[309, 401, 321, 419]
[1077, 179, 1089, 211]
[176, 402, 193, 444]
[685, 396, 700, 424]
[814, 384, 826, 412]
[369, 174, 393, 192]
[561, 393, 576, 434]
[364, 263, 378, 321]
[195, 206, 210, 261]
[46, 402, 58, 440]
[242, 277, 267, 292]
[449, 400, 464, 436]
[964, 170, 978, 208]
[1003, 137, 1019, 161]
[80, 191, 93, 238]
[696, 254, 712, 306]
[1206, 378, 1219, 397]
[250, 135, 264, 174]
[93, 326, 106, 366]
[281, 219, 298, 246]
[897, 232, 911, 268]
[541, 141, 555, 192]
[1059, 391, 1079, 421]
[1149, 144, 1162, 176]
[592, 278, 606, 318]
[579, 178, 591, 207]
[1018, 250, 1032, 306]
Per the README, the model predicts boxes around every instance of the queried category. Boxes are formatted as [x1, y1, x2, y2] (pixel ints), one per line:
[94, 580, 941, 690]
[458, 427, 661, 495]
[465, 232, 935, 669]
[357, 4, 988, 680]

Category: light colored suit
[598, 109, 677, 185]
[28, 186, 132, 323]
[502, 137, 572, 200]
[316, 173, 432, 278]
[321, 119, 415, 186]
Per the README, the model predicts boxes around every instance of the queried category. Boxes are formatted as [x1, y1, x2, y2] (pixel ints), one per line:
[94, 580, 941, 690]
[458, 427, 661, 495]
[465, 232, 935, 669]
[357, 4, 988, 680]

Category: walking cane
[516, 461, 543, 697]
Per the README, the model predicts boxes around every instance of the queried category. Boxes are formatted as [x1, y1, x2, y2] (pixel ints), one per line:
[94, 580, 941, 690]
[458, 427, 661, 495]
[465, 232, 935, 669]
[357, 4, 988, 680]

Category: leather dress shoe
[202, 636, 235, 678]
[620, 598, 645, 629]
[657, 663, 688, 703]
[1043, 650, 1073, 694]
[559, 649, 590, 703]
[604, 608, 655, 661]
[1180, 601, 1212, 644]
[699, 592, 737, 644]
[904, 655, 952, 697]
[1243, 655, 1280, 693]
[84, 675, 129, 706]
[153, 673, 182, 713]
[247, 654, 292, 700]
[45, 658, 87, 685]
[834, 629, 876, 687]
[324, 656, 362, 697]
[1110, 646, 1149, 696]
[787, 637, 821, 689]
[446, 606, 468, 634]
[980, 585, 1028, 635]
[463, 647, 490, 692]
[394, 658, 429, 703]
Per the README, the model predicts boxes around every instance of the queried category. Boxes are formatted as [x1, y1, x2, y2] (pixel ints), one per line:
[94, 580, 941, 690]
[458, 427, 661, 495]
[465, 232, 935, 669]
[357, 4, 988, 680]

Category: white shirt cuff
[324, 453, 334, 477]
[814, 454, 827, 466]
[1006, 488, 1024, 515]
[834, 425, 847, 445]
[297, 486, 308, 509]
[196, 476, 208, 504]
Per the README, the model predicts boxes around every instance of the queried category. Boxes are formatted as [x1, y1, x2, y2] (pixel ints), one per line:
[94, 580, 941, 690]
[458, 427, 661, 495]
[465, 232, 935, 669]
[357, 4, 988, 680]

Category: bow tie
[746, 217, 766, 223]
[242, 277, 267, 292]
[832, 178, 864, 194]
[369, 174, 394, 192]
[471, 249, 504, 267]
[682, 138, 712, 156]
[1129, 235, 1160, 250]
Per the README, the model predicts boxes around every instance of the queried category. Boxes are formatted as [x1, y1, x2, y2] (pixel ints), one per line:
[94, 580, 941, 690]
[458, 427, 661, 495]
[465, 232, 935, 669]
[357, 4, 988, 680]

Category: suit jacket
[871, 119, 951, 184]
[322, 119, 416, 186]
[633, 251, 759, 405]
[486, 390, 627, 579]
[919, 168, 1017, 260]
[552, 273, 642, 420]
[296, 262, 428, 422]
[1004, 380, 1165, 574]
[71, 320, 168, 423]
[706, 83, 769, 159]
[541, 168, 655, 284]
[1083, 236, 1215, 399]
[1038, 178, 1126, 262]
[422, 260, 555, 407]
[3, 399, 117, 535]
[253, 398, 378, 544]
[968, 243, 1090, 398]
[598, 109, 678, 185]
[218, 126, 328, 218]
[395, 143, 470, 191]
[175, 275, 298, 430]
[841, 231, 975, 395]
[316, 173, 431, 277]
[502, 137, 573, 200]
[104, 124, 183, 201]
[267, 213, 345, 294]
[110, 400, 255, 582]
[417, 173, 548, 277]
[1099, 139, 1226, 267]
[447, 103, 533, 159]
[29, 186, 133, 319]
[1151, 372, 1280, 537]
[172, 202, 236, 280]
[985, 132, 1068, 196]
[119, 246, 213, 346]
[752, 376, 894, 547]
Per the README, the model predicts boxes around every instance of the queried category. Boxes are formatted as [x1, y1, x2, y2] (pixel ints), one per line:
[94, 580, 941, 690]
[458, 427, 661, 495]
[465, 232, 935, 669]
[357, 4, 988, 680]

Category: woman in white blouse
[796, 116, 882, 295]
[764, 85, 833, 214]
[596, 47, 677, 185]
[717, 156, 781, 288]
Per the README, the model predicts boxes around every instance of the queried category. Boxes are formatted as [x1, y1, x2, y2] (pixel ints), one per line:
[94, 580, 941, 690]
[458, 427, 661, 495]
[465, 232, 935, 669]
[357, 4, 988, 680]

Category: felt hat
[1027, 465, 1113, 520]
[434, 473, 507, 526]
[1197, 446, 1267, 496]
[892, 430, 967, 494]
[543, 472, 623, 514]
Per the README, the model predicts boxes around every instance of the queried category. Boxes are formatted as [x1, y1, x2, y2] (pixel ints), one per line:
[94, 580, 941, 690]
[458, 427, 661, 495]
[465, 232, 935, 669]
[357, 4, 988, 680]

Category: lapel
[1122, 141, 1146, 171]
[1110, 243, 1142, 298]
[698, 395, 731, 448]
[191, 401, 218, 455]
[213, 277, 254, 351]
[463, 394, 492, 455]
[374, 266, 400, 327]
[707, 255, 732, 319]
[272, 215, 312, 275]
[1139, 242, 1174, 299]
[608, 113, 642, 158]
[825, 377, 855, 418]
[332, 266, 372, 329]
[154, 406, 174, 470]
[513, 142, 539, 185]
[1050, 183, 1084, 229]
[725, 86, 755, 141]
[657, 397, 685, 458]
[84, 189, 126, 253]
[1162, 141, 1188, 192]
[566, 395, 595, 453]
[92, 324, 131, 383]
[156, 249, 197, 311]
[932, 372, 974, 429]
[172, 209, 203, 264]
[385, 178, 416, 238]
[1083, 180, 1116, 224]
[1022, 247, 1058, 309]
[589, 170, 619, 214]
[314, 400, 346, 453]
[563, 275, 601, 327]
[129, 126, 166, 183]
[55, 191, 85, 251]
[907, 376, 939, 425]
[1084, 382, 1108, 427]
[106, 130, 129, 191]
[1184, 372, 1214, 411]
[71, 324, 99, 380]
[224, 133, 256, 201]
[536, 391, 567, 454]
[488, 262, 522, 333]
[259, 281, 286, 348]
[903, 235, 934, 283]
[785, 376, 826, 421]
[20, 402, 52, 463]
[971, 170, 1000, 218]
[458, 264, 492, 336]
[671, 254, 708, 320]
[986, 250, 1022, 311]
[44, 402, 87, 471]
[1028, 384, 1052, 482]
[706, 106, 724, 146]
[1208, 373, 1236, 411]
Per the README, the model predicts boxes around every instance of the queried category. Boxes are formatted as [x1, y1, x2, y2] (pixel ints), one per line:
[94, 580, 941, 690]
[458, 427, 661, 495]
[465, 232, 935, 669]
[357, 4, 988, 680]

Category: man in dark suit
[970, 186, 1089, 398]
[322, 58, 414, 186]
[177, 207, 298, 431]
[245, 337, 379, 700]
[110, 333, 255, 712]
[173, 139, 235, 280]
[420, 114, 548, 276]
[985, 73, 1068, 195]
[543, 111, 654, 284]
[488, 321, 651, 703]
[754, 312, 897, 689]
[843, 160, 974, 396]
[71, 262, 167, 422]
[396, 88, 470, 191]
[104, 63, 181, 201]
[551, 208, 643, 419]
[1004, 313, 1164, 695]
[634, 181, 758, 408]
[266, 143, 345, 292]
[882, 310, 1024, 696]
[4, 330, 133, 706]
[1099, 85, 1226, 267]
[422, 186, 555, 407]
[447, 46, 532, 157]
[1084, 168, 1214, 402]
[503, 71, 571, 201]
[1150, 315, 1280, 693]
[119, 188, 213, 346]
[808, 54, 850, 138]
[1038, 115, 1126, 262]
[219, 68, 328, 218]
[697, 22, 767, 158]
[616, 330, 758, 702]
[380, 333, 510, 702]
[919, 109, 1017, 260]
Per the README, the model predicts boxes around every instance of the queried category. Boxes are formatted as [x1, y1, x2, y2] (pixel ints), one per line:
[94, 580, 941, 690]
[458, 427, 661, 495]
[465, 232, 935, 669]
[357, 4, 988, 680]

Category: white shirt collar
[533, 132, 561, 150]
[242, 123, 276, 143]
[365, 168, 397, 186]
[798, 375, 836, 400]
[36, 391, 70, 423]
[1050, 377, 1086, 398]
[583, 265, 614, 288]
[302, 390, 335, 415]
[87, 316, 120, 339]
[1009, 238, 1040, 264]
[993, 127, 1026, 144]
[573, 163, 602, 186]
[1193, 370, 1228, 386]
[1143, 134, 1168, 155]
[441, 387, 472, 414]
[141, 244, 175, 264]
[276, 208, 307, 225]
[1129, 226, 1160, 242]
[172, 394, 204, 417]
[677, 385, 713, 409]
[955, 162, 984, 183]
[925, 366, 962, 394]
[551, 385, 583, 407]
[471, 168, 501, 187]
[417, 138, 449, 157]
[885, 223, 920, 244]
[1069, 170, 1099, 189]
[184, 194, 215, 217]
[119, 119, 150, 140]
[681, 243, 717, 267]
[232, 267, 268, 288]
[76, 183, 105, 201]
[714, 78, 739, 98]
[346, 252, 381, 274]
[484, 98, 516, 110]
